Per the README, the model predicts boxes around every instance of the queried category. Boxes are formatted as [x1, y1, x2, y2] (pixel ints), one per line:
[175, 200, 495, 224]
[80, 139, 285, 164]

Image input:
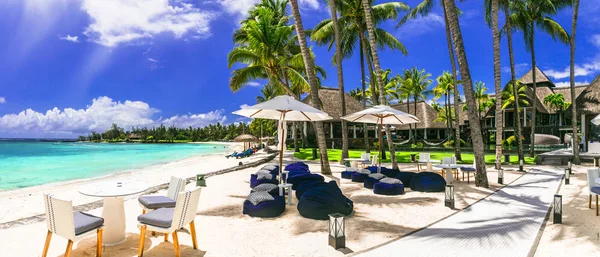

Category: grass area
[292, 148, 536, 165]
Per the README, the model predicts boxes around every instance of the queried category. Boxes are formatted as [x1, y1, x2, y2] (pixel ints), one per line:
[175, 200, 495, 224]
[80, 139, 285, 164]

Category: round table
[435, 164, 462, 183]
[344, 158, 369, 168]
[79, 181, 148, 245]
[419, 160, 441, 171]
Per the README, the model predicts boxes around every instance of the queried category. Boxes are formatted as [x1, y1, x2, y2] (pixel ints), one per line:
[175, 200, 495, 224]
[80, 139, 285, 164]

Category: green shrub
[443, 139, 465, 148]
[411, 142, 424, 148]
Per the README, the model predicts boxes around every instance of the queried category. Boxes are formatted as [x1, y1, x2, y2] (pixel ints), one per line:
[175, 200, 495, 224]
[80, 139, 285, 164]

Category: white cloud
[239, 104, 250, 109]
[553, 81, 590, 87]
[502, 63, 529, 75]
[59, 35, 79, 43]
[545, 60, 600, 79]
[0, 97, 5, 104]
[397, 13, 444, 37]
[590, 34, 600, 48]
[147, 58, 161, 70]
[246, 81, 261, 87]
[82, 0, 214, 47]
[217, 0, 319, 18]
[0, 96, 227, 137]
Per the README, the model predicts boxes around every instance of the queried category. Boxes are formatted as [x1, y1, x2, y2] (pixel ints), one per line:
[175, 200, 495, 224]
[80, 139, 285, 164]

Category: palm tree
[328, 0, 349, 165]
[288, 0, 331, 173]
[442, 0, 488, 188]
[312, 0, 409, 154]
[399, 68, 432, 143]
[544, 93, 569, 126]
[502, 81, 530, 109]
[474, 81, 490, 123]
[509, 0, 570, 157]
[400, 0, 462, 160]
[361, 0, 399, 169]
[364, 69, 400, 104]
[432, 71, 457, 138]
[349, 88, 366, 103]
[570, 0, 580, 164]
[257, 82, 284, 103]
[484, 0, 503, 169]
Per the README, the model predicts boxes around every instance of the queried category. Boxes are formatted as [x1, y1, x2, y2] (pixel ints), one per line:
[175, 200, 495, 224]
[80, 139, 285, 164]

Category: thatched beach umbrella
[234, 134, 258, 150]
[341, 105, 420, 172]
[233, 95, 332, 183]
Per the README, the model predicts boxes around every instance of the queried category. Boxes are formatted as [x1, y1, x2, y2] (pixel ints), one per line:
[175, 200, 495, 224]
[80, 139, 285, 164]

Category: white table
[419, 159, 441, 171]
[281, 170, 289, 184]
[79, 181, 148, 245]
[344, 158, 369, 168]
[278, 183, 293, 205]
[435, 164, 462, 184]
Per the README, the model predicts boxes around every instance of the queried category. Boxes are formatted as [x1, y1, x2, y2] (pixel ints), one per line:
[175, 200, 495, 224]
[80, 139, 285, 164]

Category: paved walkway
[357, 167, 563, 257]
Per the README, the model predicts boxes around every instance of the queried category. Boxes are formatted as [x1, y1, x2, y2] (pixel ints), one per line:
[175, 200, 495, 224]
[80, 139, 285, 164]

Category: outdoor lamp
[498, 168, 504, 184]
[328, 213, 345, 249]
[565, 168, 570, 185]
[196, 174, 206, 187]
[553, 194, 562, 224]
[519, 159, 524, 172]
[445, 184, 455, 209]
[568, 161, 572, 175]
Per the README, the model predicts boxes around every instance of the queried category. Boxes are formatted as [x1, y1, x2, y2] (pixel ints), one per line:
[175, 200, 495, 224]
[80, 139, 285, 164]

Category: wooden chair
[441, 157, 458, 179]
[137, 187, 202, 257]
[417, 153, 431, 171]
[587, 168, 600, 216]
[42, 194, 104, 257]
[359, 153, 371, 168]
[139, 176, 186, 214]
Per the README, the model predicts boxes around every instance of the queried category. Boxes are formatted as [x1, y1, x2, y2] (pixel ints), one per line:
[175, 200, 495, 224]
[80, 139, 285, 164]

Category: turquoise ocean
[0, 141, 227, 190]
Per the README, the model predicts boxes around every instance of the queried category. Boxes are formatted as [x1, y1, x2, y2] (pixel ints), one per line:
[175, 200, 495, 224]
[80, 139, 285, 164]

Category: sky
[0, 0, 599, 138]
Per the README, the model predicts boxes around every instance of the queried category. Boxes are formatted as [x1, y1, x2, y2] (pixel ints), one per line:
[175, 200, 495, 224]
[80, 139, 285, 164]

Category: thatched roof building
[570, 74, 600, 115]
[519, 66, 555, 87]
[391, 101, 447, 130]
[302, 87, 364, 120]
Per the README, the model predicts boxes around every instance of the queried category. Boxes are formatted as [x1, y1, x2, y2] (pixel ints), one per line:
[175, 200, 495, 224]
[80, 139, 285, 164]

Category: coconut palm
[288, 0, 331, 173]
[508, 0, 571, 157]
[363, 69, 400, 105]
[399, 67, 432, 143]
[442, 0, 488, 187]
[544, 93, 569, 126]
[484, 0, 503, 169]
[502, 81, 530, 109]
[570, 0, 580, 164]
[361, 0, 399, 169]
[474, 81, 490, 122]
[312, 0, 409, 154]
[257, 82, 284, 103]
[432, 71, 457, 137]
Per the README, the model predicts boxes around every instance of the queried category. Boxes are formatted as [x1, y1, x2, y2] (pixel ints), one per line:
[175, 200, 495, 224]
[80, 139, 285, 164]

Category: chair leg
[190, 221, 198, 249]
[172, 232, 180, 257]
[462, 172, 465, 181]
[97, 228, 103, 257]
[42, 231, 52, 257]
[164, 233, 169, 242]
[64, 240, 73, 257]
[596, 195, 599, 217]
[138, 225, 146, 257]
[142, 210, 146, 214]
[590, 195, 592, 209]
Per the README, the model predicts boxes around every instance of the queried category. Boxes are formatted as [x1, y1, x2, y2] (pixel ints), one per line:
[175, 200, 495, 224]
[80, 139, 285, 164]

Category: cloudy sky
[0, 0, 598, 138]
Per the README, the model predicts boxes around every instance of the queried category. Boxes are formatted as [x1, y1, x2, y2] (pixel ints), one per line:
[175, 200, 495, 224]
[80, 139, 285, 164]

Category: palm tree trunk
[571, 0, 581, 164]
[289, 0, 331, 174]
[359, 34, 370, 153]
[492, 0, 503, 170]
[414, 97, 418, 144]
[505, 6, 524, 162]
[293, 122, 299, 152]
[330, 0, 349, 165]
[361, 0, 397, 169]
[529, 24, 537, 158]
[443, 0, 488, 187]
[442, 0, 461, 161]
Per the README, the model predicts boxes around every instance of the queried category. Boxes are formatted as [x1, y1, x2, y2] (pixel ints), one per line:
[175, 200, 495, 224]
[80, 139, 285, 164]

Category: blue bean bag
[373, 181, 405, 195]
[381, 168, 399, 178]
[261, 165, 280, 175]
[285, 162, 309, 172]
[364, 174, 386, 189]
[341, 167, 359, 179]
[250, 174, 278, 188]
[243, 196, 286, 218]
[287, 169, 309, 179]
[296, 180, 329, 200]
[366, 166, 379, 173]
[251, 183, 280, 197]
[297, 182, 353, 220]
[351, 172, 369, 182]
[287, 173, 324, 190]
[394, 172, 417, 186]
[409, 172, 446, 192]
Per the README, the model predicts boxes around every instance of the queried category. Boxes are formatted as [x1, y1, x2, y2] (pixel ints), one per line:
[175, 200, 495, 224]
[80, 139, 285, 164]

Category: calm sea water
[0, 141, 227, 190]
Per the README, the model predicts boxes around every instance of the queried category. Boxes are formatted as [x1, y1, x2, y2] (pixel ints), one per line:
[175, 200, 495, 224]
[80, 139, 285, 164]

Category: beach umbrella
[341, 105, 420, 172]
[592, 114, 600, 126]
[233, 134, 258, 150]
[233, 95, 333, 183]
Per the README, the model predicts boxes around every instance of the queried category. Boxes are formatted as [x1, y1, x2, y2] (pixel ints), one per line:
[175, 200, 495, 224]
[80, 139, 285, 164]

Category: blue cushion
[381, 168, 399, 178]
[351, 173, 369, 183]
[250, 174, 278, 188]
[74, 212, 104, 235]
[285, 162, 309, 172]
[288, 169, 309, 179]
[373, 182, 405, 195]
[409, 172, 446, 192]
[394, 172, 417, 185]
[591, 187, 600, 194]
[341, 171, 354, 179]
[297, 182, 353, 220]
[366, 166, 379, 173]
[252, 183, 280, 196]
[461, 166, 476, 172]
[296, 181, 329, 200]
[287, 173, 324, 190]
[137, 208, 174, 228]
[363, 177, 382, 189]
[243, 196, 286, 218]
[138, 195, 176, 209]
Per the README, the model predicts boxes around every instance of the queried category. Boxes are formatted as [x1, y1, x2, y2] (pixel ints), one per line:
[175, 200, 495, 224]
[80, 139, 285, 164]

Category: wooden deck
[536, 149, 600, 165]
[356, 167, 563, 257]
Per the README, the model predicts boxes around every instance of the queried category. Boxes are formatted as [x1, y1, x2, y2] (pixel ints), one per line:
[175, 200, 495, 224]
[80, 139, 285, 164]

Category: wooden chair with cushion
[139, 176, 186, 214]
[42, 194, 104, 257]
[587, 168, 600, 216]
[137, 187, 202, 257]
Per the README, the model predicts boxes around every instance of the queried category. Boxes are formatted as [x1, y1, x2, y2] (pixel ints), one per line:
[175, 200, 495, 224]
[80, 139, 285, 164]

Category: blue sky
[0, 0, 598, 138]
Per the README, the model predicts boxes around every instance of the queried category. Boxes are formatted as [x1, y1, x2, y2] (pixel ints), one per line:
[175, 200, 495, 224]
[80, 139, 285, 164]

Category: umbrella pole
[379, 117, 383, 173]
[279, 112, 286, 184]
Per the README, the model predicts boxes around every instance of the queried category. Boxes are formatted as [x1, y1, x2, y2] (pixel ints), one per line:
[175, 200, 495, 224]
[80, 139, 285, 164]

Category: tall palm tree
[328, 0, 349, 165]
[432, 71, 457, 138]
[474, 81, 490, 122]
[361, 0, 399, 169]
[364, 69, 400, 104]
[509, 0, 570, 157]
[400, 0, 462, 160]
[288, 0, 331, 173]
[543, 93, 568, 126]
[502, 81, 530, 110]
[442, 0, 488, 188]
[484, 0, 503, 169]
[312, 0, 409, 153]
[257, 82, 284, 103]
[399, 68, 432, 143]
[570, 0, 580, 164]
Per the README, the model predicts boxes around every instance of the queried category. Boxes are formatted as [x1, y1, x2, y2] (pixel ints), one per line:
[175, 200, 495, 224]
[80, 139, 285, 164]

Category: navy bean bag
[285, 162, 309, 172]
[373, 181, 405, 195]
[409, 172, 446, 192]
[287, 169, 309, 179]
[261, 165, 280, 174]
[366, 166, 379, 173]
[297, 182, 353, 220]
[250, 174, 278, 188]
[341, 167, 359, 179]
[243, 195, 286, 218]
[296, 180, 329, 200]
[364, 173, 386, 189]
[351, 172, 369, 183]
[251, 183, 280, 197]
[287, 173, 324, 190]
[381, 168, 399, 178]
[394, 172, 417, 186]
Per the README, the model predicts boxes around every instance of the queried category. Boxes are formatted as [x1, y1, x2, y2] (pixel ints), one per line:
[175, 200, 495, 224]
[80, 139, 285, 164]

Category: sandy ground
[534, 165, 600, 257]
[0, 155, 525, 257]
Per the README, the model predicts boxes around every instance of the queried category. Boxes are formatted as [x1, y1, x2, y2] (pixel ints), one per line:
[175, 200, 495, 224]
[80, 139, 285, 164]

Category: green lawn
[292, 148, 536, 165]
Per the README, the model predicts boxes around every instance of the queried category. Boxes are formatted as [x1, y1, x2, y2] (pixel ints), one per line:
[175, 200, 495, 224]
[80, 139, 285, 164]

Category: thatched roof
[519, 66, 555, 87]
[302, 87, 364, 120]
[390, 101, 446, 130]
[571, 74, 600, 115]
[233, 134, 258, 142]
